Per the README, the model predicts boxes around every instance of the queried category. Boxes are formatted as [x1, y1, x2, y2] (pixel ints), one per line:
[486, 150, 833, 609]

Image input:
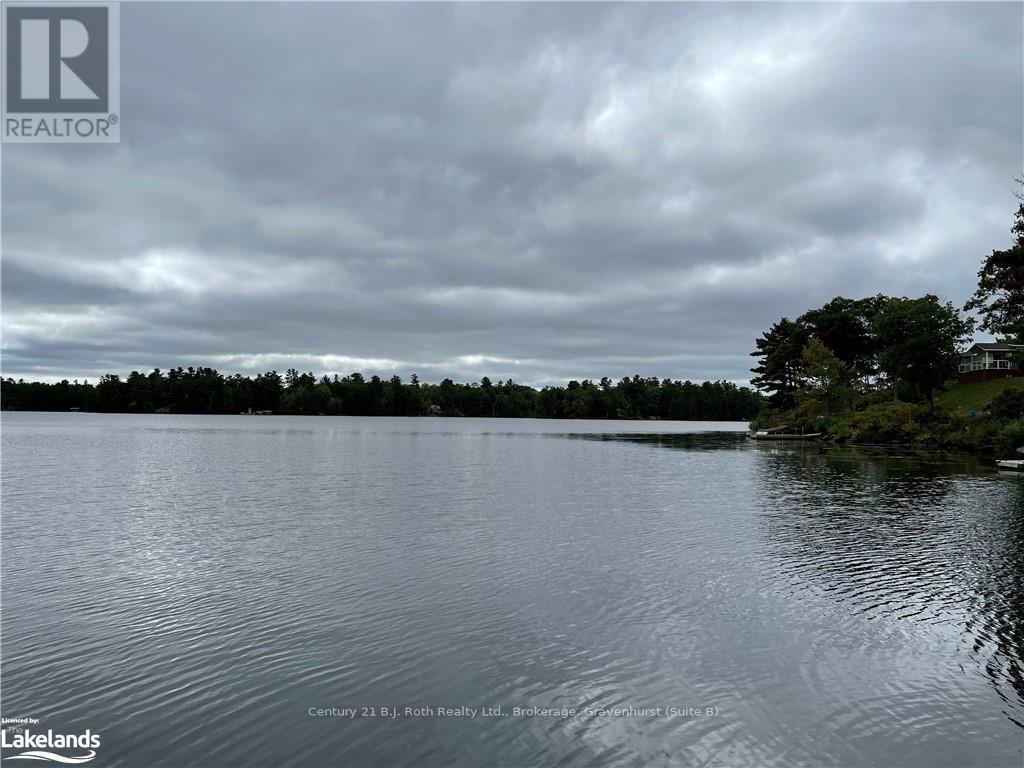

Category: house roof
[963, 342, 1024, 353]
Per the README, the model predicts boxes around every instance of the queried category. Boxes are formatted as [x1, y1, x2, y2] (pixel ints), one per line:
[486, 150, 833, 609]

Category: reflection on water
[562, 431, 750, 451]
[591, 434, 1024, 740]
[752, 443, 1024, 732]
[2, 414, 1021, 767]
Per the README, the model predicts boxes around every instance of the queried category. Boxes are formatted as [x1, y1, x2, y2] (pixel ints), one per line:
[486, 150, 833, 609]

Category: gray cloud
[3, 2, 1021, 386]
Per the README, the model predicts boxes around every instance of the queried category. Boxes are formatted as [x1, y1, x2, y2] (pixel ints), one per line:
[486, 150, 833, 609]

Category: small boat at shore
[998, 447, 1024, 471]
[750, 426, 823, 441]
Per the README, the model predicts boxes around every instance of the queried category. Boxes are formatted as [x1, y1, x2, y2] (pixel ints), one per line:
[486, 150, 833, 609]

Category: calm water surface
[2, 413, 1022, 767]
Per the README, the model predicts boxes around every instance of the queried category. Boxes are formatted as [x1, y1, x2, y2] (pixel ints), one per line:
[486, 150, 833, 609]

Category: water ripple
[2, 414, 1021, 766]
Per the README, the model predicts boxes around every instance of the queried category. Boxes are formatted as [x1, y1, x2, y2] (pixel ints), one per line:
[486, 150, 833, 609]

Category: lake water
[2, 412, 1022, 767]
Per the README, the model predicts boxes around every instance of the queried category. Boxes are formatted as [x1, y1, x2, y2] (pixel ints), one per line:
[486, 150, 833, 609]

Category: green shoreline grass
[934, 377, 1024, 416]
[755, 376, 1024, 457]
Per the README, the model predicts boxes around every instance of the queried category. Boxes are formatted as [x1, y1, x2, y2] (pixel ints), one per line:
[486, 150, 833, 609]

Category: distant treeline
[0, 368, 762, 421]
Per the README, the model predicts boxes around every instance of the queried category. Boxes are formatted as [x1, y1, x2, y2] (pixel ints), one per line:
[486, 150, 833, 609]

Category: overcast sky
[2, 2, 1021, 386]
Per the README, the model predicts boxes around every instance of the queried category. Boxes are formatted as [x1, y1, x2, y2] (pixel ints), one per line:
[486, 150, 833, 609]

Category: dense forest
[750, 293, 975, 409]
[750, 294, 1023, 452]
[0, 369, 762, 421]
[749, 194, 1024, 453]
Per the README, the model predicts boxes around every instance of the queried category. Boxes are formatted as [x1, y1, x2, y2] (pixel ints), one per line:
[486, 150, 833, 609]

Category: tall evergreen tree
[750, 318, 808, 407]
[965, 187, 1024, 343]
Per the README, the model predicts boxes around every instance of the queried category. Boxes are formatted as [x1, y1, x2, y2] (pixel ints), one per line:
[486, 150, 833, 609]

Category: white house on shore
[958, 342, 1024, 382]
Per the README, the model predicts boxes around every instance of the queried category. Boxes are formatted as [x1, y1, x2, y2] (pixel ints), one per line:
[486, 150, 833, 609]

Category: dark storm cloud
[2, 2, 1021, 385]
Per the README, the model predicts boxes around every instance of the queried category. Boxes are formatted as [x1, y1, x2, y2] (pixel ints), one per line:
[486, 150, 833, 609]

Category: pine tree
[965, 185, 1024, 343]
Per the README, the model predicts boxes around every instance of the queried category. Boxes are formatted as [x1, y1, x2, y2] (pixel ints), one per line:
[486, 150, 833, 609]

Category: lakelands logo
[2, 1, 120, 142]
[1, 719, 101, 764]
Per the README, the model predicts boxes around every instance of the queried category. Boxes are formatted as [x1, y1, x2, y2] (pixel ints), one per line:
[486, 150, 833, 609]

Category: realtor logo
[2, 1, 119, 142]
